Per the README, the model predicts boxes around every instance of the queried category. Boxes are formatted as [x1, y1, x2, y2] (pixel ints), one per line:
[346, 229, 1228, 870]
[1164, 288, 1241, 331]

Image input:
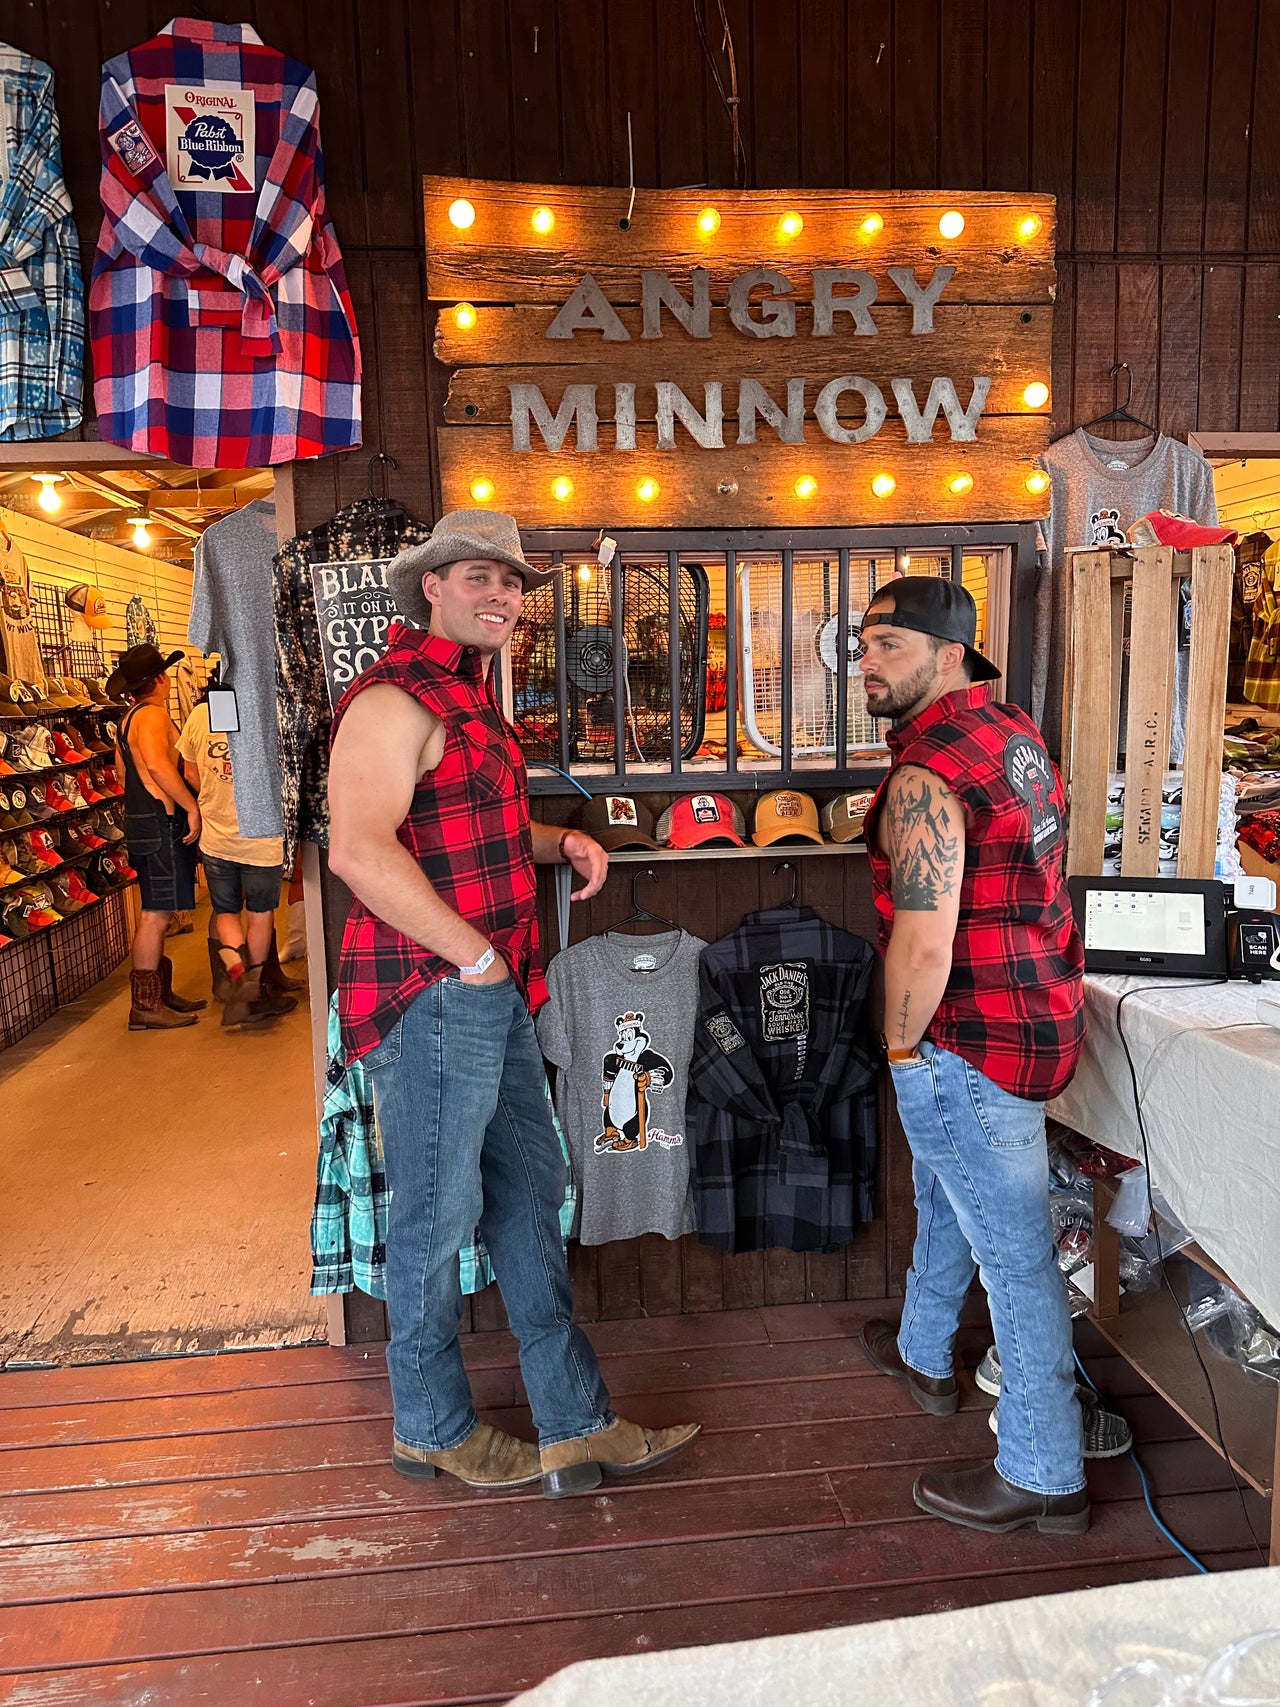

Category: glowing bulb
[779, 211, 804, 238]
[453, 302, 477, 330]
[948, 472, 974, 496]
[128, 516, 150, 549]
[871, 473, 896, 499]
[794, 475, 818, 499]
[531, 206, 555, 235]
[939, 210, 965, 239]
[859, 212, 884, 237]
[636, 477, 660, 503]
[1025, 469, 1050, 495]
[696, 207, 721, 235]
[33, 474, 62, 512]
[1023, 381, 1050, 409]
[551, 476, 574, 502]
[901, 555, 911, 568]
[1018, 213, 1043, 241]
[469, 477, 495, 502]
[576, 564, 592, 584]
[448, 198, 476, 229]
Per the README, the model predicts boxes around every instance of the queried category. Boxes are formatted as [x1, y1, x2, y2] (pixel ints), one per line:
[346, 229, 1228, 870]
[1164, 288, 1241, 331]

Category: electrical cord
[1112, 978, 1269, 1567]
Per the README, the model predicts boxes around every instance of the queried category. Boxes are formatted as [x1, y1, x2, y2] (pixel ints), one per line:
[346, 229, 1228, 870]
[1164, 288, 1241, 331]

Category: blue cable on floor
[1073, 1348, 1209, 1574]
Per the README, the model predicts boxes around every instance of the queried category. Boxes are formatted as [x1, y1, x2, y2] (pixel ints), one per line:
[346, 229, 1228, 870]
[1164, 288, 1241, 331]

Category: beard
[862, 656, 940, 722]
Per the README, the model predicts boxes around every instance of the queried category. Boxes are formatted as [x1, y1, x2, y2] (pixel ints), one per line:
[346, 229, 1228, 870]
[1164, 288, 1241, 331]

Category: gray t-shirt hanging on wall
[537, 929, 706, 1246]
[1031, 429, 1218, 760]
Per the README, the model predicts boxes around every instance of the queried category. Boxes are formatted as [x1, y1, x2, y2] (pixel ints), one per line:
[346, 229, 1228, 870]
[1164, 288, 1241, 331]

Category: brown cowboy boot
[128, 967, 198, 1031]
[261, 933, 304, 993]
[540, 1416, 701, 1498]
[158, 953, 206, 1013]
[221, 956, 278, 1028]
[248, 958, 297, 1015]
[393, 1421, 542, 1489]
[208, 922, 236, 1003]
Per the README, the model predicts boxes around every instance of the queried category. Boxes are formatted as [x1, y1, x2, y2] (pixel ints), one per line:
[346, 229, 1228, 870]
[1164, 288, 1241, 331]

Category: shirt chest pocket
[453, 716, 516, 803]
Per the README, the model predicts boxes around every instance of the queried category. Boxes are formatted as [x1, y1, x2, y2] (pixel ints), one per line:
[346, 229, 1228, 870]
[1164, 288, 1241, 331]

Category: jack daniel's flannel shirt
[332, 624, 544, 1064]
[0, 47, 84, 440]
[688, 907, 878, 1254]
[864, 684, 1085, 1101]
[90, 17, 360, 466]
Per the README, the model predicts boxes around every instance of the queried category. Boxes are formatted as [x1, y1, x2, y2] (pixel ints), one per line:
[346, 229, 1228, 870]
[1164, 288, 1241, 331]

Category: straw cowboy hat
[387, 509, 555, 628]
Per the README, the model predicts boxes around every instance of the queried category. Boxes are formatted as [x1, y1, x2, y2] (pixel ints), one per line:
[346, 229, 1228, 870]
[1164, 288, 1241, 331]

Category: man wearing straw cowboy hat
[328, 509, 699, 1498]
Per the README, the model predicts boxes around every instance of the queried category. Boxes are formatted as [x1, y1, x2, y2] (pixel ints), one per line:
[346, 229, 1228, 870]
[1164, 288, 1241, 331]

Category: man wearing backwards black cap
[109, 644, 207, 1030]
[854, 577, 1088, 1538]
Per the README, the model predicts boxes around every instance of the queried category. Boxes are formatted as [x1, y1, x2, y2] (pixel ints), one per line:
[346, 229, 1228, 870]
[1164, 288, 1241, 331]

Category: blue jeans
[889, 1041, 1085, 1497]
[363, 975, 611, 1452]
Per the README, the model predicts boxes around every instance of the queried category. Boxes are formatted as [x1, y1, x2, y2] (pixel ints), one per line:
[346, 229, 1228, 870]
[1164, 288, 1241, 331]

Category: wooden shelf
[605, 844, 867, 863]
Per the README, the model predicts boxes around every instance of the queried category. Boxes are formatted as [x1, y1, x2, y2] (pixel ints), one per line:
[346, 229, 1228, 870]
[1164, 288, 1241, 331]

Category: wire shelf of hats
[0, 886, 131, 1052]
[509, 525, 1033, 797]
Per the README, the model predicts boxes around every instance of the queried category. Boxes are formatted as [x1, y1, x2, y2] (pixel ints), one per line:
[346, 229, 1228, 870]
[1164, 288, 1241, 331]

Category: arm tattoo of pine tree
[888, 774, 961, 911]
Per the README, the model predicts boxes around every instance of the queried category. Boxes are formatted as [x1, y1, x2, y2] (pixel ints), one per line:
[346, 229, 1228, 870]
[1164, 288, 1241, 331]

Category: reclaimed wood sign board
[424, 179, 1055, 529]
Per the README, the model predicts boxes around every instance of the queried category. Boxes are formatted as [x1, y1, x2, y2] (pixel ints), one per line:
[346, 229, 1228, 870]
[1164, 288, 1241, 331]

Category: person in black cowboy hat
[108, 644, 207, 1030]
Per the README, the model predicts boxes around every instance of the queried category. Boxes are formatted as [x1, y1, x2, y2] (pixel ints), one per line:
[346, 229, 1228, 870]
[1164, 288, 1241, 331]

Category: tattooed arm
[881, 765, 965, 1054]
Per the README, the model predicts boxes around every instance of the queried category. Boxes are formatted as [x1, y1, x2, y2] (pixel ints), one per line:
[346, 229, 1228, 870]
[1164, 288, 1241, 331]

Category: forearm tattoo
[888, 773, 962, 911]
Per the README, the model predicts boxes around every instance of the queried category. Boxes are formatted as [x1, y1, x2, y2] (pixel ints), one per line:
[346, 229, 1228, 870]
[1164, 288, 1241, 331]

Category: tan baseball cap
[752, 789, 824, 847]
[821, 791, 877, 843]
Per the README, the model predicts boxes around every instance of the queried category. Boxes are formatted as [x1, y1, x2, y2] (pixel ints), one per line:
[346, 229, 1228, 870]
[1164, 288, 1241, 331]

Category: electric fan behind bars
[511, 561, 709, 764]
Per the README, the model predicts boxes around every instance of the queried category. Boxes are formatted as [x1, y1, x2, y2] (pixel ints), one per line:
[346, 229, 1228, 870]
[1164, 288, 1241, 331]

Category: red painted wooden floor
[0, 1301, 1269, 1705]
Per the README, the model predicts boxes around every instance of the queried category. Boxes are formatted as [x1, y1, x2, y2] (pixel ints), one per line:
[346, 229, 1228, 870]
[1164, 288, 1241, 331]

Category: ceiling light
[33, 473, 63, 512]
[448, 198, 476, 229]
[128, 515, 150, 549]
[938, 210, 965, 239]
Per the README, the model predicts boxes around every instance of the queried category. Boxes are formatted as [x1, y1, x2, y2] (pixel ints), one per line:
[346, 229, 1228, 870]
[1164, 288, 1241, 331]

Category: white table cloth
[1049, 974, 1280, 1329]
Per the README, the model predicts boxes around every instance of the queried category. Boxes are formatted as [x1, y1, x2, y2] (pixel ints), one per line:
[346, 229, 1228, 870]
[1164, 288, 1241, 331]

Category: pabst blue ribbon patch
[164, 85, 255, 192]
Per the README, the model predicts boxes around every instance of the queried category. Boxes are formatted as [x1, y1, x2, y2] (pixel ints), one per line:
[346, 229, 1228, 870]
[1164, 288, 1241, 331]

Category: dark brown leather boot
[158, 953, 206, 1012]
[220, 960, 277, 1028]
[540, 1416, 701, 1498]
[261, 934, 304, 993]
[128, 967, 198, 1031]
[248, 959, 297, 1015]
[208, 925, 236, 1003]
[913, 1463, 1090, 1534]
[392, 1421, 541, 1489]
[859, 1320, 958, 1415]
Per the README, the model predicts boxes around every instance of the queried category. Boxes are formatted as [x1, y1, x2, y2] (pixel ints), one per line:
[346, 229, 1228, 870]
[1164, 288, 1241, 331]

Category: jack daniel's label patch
[759, 962, 810, 1040]
[706, 1012, 746, 1054]
[1004, 734, 1063, 857]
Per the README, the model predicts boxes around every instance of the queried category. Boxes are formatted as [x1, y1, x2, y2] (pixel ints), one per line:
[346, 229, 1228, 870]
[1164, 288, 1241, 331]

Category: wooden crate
[1064, 543, 1234, 879]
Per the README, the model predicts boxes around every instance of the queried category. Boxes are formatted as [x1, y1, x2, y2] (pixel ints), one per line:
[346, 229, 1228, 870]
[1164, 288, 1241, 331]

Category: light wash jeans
[363, 975, 611, 1452]
[889, 1041, 1085, 1496]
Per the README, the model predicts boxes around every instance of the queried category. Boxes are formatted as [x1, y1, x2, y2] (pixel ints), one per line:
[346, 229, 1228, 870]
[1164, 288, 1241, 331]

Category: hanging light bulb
[793, 475, 818, 499]
[448, 198, 476, 229]
[696, 206, 721, 235]
[1022, 381, 1050, 408]
[531, 206, 555, 235]
[779, 211, 804, 238]
[948, 472, 974, 495]
[453, 302, 477, 330]
[938, 210, 965, 239]
[576, 564, 592, 584]
[128, 515, 150, 549]
[1018, 213, 1043, 241]
[551, 475, 574, 502]
[469, 477, 495, 503]
[871, 473, 896, 498]
[636, 477, 660, 502]
[1025, 469, 1050, 495]
[859, 212, 884, 238]
[33, 473, 63, 512]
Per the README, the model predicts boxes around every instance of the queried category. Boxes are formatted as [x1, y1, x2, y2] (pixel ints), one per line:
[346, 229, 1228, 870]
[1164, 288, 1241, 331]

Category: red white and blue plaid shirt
[89, 17, 360, 467]
[864, 685, 1085, 1101]
[332, 624, 544, 1063]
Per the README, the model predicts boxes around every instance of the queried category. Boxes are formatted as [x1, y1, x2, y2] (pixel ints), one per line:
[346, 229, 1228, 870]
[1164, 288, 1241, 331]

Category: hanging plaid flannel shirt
[311, 994, 577, 1298]
[89, 17, 360, 467]
[0, 46, 84, 441]
[274, 500, 431, 869]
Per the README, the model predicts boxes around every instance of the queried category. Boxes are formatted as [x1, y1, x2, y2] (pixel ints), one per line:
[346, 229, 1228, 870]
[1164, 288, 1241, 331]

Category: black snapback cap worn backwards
[860, 577, 1000, 683]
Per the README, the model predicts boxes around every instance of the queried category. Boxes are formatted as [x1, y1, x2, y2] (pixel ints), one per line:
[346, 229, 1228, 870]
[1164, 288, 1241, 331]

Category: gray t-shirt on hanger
[1032, 429, 1218, 760]
[537, 929, 706, 1246]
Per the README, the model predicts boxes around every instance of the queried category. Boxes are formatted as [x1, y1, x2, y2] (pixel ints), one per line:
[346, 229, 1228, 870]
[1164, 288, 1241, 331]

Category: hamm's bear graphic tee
[537, 929, 706, 1245]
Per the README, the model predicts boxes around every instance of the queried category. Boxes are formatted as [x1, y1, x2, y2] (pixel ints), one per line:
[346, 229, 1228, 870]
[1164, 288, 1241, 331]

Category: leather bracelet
[886, 1045, 922, 1063]
[558, 830, 574, 863]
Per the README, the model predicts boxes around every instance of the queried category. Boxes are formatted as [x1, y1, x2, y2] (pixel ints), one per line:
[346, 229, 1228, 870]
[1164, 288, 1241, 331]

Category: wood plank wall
[9, 0, 1279, 1329]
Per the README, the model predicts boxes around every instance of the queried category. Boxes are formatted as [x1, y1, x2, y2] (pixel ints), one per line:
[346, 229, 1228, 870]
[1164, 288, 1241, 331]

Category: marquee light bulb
[453, 301, 477, 330]
[948, 472, 974, 496]
[938, 210, 965, 239]
[448, 198, 476, 229]
[531, 206, 555, 235]
[469, 477, 495, 502]
[779, 211, 804, 238]
[871, 473, 896, 499]
[1023, 380, 1050, 408]
[696, 207, 721, 235]
[794, 475, 818, 499]
[636, 477, 660, 503]
[1018, 213, 1043, 241]
[859, 212, 884, 238]
[33, 474, 62, 512]
[128, 515, 150, 549]
[1025, 468, 1050, 495]
[551, 475, 574, 501]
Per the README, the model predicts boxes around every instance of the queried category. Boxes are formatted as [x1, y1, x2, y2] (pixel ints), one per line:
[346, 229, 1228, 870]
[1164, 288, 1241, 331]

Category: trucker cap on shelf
[821, 791, 878, 844]
[656, 793, 746, 849]
[752, 789, 824, 848]
[576, 794, 661, 851]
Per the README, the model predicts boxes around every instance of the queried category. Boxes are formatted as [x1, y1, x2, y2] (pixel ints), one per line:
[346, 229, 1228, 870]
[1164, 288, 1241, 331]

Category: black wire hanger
[366, 452, 401, 514]
[1080, 362, 1158, 438]
[611, 868, 678, 933]
[773, 860, 800, 907]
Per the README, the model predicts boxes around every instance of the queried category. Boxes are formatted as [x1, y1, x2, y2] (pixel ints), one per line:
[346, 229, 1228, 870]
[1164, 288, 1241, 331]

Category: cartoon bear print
[595, 1011, 673, 1154]
[1088, 508, 1127, 547]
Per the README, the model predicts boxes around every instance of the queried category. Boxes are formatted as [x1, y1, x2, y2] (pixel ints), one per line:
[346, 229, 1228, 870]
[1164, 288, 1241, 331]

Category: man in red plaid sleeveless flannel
[328, 510, 700, 1498]
[853, 577, 1089, 1541]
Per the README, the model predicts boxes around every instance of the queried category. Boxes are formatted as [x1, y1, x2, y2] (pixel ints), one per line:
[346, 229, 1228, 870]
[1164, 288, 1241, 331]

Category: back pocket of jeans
[964, 1062, 1042, 1148]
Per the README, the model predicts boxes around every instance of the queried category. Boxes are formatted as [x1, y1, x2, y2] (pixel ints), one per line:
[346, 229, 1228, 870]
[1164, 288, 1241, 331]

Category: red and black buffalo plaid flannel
[864, 684, 1085, 1101]
[332, 624, 541, 1063]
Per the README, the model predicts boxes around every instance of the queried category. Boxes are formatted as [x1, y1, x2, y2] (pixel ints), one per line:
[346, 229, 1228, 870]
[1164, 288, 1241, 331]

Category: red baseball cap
[1126, 511, 1239, 549]
[656, 792, 746, 849]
